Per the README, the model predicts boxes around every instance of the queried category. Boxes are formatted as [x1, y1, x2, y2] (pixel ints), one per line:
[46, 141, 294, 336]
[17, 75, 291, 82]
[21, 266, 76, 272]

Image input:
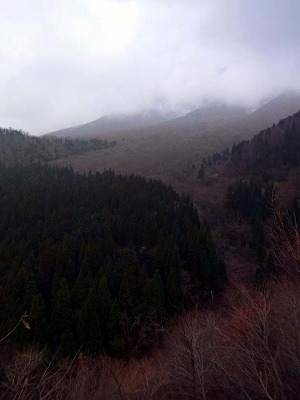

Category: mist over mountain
[1, 0, 300, 133]
[247, 92, 300, 130]
[48, 109, 177, 138]
[164, 103, 247, 128]
[46, 92, 300, 140]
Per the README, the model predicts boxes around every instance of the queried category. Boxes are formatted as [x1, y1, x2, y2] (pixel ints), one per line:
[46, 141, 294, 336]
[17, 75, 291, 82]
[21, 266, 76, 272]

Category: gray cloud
[0, 0, 299, 134]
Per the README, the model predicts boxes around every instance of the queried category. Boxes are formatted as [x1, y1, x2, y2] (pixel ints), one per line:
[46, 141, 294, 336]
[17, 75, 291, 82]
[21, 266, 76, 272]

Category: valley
[1, 96, 300, 399]
[2, 1, 300, 397]
[50, 92, 300, 283]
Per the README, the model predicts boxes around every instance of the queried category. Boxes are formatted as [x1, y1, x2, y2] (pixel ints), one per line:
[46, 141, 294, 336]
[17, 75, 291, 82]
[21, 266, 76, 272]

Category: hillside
[233, 112, 300, 168]
[0, 162, 226, 358]
[49, 94, 300, 282]
[225, 107, 300, 203]
[0, 127, 116, 166]
[247, 92, 300, 132]
[49, 93, 300, 187]
[192, 108, 300, 283]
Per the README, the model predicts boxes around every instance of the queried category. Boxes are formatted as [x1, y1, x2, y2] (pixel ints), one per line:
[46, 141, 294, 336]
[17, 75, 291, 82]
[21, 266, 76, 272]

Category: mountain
[46, 103, 248, 139]
[202, 103, 300, 212]
[48, 109, 177, 138]
[161, 92, 300, 139]
[248, 91, 300, 131]
[166, 102, 247, 127]
[46, 92, 300, 144]
[47, 92, 300, 222]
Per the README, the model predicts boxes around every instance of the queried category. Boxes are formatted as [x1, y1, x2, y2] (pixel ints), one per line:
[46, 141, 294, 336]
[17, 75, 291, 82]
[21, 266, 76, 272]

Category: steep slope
[193, 107, 300, 282]
[230, 109, 300, 178]
[228, 108, 300, 202]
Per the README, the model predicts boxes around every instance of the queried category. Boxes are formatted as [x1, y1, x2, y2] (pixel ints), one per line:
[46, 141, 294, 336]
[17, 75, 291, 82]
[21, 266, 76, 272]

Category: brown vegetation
[2, 276, 300, 399]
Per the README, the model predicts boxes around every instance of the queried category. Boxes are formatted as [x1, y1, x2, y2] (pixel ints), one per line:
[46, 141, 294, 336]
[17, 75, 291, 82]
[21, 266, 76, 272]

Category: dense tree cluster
[211, 148, 230, 164]
[197, 148, 230, 180]
[224, 110, 300, 280]
[225, 179, 273, 221]
[0, 128, 116, 165]
[230, 110, 300, 176]
[198, 149, 230, 179]
[0, 163, 226, 357]
[225, 179, 273, 264]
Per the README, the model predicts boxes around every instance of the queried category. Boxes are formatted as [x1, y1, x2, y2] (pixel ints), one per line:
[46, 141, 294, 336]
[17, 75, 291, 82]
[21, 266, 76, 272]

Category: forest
[0, 162, 226, 358]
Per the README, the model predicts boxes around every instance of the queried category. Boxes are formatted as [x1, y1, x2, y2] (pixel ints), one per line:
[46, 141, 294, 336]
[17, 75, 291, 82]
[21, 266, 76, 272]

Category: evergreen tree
[29, 294, 50, 346]
[119, 275, 132, 312]
[98, 276, 112, 322]
[151, 270, 164, 313]
[166, 267, 181, 314]
[77, 300, 103, 354]
[0, 162, 227, 357]
[51, 278, 73, 348]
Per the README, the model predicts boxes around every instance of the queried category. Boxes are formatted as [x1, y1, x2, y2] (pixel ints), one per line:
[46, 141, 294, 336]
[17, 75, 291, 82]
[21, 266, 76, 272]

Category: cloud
[0, 0, 299, 134]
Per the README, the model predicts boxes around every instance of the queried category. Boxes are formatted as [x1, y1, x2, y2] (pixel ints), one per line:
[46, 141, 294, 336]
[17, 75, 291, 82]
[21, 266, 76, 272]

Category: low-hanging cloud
[0, 0, 299, 134]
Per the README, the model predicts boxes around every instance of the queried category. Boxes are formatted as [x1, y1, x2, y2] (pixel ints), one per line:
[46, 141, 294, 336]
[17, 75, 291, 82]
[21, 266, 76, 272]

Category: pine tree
[51, 278, 73, 348]
[119, 275, 132, 312]
[77, 299, 103, 354]
[29, 294, 50, 346]
[98, 276, 112, 322]
[166, 267, 181, 314]
[108, 299, 125, 356]
[151, 270, 164, 312]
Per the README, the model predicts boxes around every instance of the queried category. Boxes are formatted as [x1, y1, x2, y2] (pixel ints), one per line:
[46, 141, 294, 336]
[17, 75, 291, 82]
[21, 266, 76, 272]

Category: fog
[1, 0, 300, 134]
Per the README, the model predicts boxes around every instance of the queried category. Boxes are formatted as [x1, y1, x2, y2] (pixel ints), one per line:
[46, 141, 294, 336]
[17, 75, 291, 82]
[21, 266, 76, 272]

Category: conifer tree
[98, 276, 112, 322]
[166, 267, 181, 314]
[151, 270, 164, 312]
[77, 299, 103, 354]
[29, 294, 49, 345]
[51, 278, 73, 348]
[119, 275, 132, 312]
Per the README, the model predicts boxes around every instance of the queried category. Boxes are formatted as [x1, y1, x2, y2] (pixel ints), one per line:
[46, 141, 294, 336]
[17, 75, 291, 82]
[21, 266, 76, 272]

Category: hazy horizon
[1, 0, 300, 135]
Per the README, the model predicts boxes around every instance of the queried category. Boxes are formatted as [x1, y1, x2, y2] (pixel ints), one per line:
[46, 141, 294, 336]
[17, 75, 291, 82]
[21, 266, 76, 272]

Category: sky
[0, 0, 300, 135]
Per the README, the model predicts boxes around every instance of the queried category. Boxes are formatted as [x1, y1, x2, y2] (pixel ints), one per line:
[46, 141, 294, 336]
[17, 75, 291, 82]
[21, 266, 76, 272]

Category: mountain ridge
[47, 109, 177, 138]
[46, 92, 300, 140]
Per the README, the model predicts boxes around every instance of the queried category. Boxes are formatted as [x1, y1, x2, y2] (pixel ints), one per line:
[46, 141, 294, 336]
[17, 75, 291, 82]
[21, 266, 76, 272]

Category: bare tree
[0, 313, 30, 346]
[0, 348, 80, 400]
[265, 194, 300, 275]
[169, 310, 222, 400]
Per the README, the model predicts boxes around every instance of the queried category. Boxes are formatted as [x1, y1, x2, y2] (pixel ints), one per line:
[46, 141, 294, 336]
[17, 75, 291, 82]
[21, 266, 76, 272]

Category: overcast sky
[1, 0, 300, 134]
